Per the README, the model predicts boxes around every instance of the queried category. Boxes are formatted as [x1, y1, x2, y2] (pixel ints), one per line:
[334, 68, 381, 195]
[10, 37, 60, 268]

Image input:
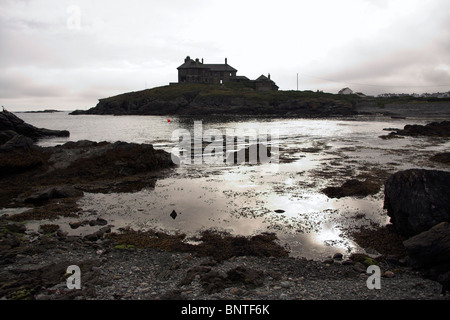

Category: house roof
[177, 58, 237, 72]
[256, 74, 276, 83]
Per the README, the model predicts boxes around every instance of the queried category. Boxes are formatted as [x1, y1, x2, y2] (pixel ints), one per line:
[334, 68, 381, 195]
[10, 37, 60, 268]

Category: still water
[16, 112, 450, 260]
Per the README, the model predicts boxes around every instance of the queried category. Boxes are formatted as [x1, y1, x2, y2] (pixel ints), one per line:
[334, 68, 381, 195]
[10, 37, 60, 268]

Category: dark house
[254, 74, 279, 91]
[176, 56, 278, 91]
[177, 56, 237, 84]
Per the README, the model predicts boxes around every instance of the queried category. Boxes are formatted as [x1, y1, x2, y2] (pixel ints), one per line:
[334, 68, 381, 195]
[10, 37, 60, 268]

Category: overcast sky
[1, 0, 450, 111]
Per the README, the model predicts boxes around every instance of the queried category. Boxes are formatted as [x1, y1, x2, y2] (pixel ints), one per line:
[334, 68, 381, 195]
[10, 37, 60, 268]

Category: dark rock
[0, 134, 34, 152]
[322, 179, 380, 198]
[384, 169, 450, 237]
[5, 223, 27, 234]
[403, 222, 450, 275]
[0, 130, 17, 144]
[333, 252, 343, 260]
[226, 266, 264, 287]
[0, 110, 69, 141]
[0, 136, 45, 176]
[180, 266, 213, 286]
[438, 271, 450, 296]
[89, 218, 108, 226]
[170, 210, 177, 219]
[341, 259, 354, 266]
[389, 120, 450, 137]
[83, 226, 111, 241]
[69, 220, 89, 229]
[430, 152, 450, 165]
[39, 224, 60, 234]
[200, 270, 228, 294]
[23, 186, 83, 204]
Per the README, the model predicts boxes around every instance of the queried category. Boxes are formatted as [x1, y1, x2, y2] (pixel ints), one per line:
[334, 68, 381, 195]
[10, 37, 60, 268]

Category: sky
[1, 0, 450, 111]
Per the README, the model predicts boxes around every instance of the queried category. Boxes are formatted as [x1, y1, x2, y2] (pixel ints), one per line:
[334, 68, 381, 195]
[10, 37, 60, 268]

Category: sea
[10, 111, 450, 260]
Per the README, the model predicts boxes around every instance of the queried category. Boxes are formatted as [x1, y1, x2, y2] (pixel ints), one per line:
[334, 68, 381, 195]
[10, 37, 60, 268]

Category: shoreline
[1, 110, 450, 300]
[0, 218, 447, 300]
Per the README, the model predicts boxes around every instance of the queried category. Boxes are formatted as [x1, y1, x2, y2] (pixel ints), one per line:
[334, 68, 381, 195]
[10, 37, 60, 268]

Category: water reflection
[18, 112, 450, 260]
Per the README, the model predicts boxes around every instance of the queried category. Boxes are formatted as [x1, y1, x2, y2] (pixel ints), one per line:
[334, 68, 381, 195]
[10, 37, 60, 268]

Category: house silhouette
[176, 56, 278, 91]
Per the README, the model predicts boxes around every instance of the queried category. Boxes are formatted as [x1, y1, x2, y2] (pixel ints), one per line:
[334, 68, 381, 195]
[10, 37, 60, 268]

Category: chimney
[268, 73, 271, 80]
[201, 58, 204, 64]
[225, 57, 227, 65]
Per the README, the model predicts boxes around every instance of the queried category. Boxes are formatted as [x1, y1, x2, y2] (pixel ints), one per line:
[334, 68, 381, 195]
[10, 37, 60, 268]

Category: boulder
[384, 169, 450, 237]
[403, 222, 450, 277]
[322, 179, 380, 198]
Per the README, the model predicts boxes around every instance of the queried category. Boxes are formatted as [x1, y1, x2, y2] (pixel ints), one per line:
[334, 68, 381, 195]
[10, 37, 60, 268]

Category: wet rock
[83, 226, 112, 241]
[333, 253, 343, 260]
[384, 169, 450, 237]
[430, 152, 450, 165]
[322, 179, 380, 198]
[384, 271, 395, 278]
[89, 218, 108, 226]
[46, 140, 176, 181]
[69, 220, 89, 229]
[403, 222, 450, 276]
[387, 120, 450, 138]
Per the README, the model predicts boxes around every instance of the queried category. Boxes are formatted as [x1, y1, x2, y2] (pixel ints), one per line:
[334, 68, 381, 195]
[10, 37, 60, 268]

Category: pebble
[384, 271, 395, 278]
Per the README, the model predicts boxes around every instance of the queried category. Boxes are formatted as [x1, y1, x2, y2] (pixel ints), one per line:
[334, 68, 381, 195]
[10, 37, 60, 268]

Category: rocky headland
[69, 84, 450, 118]
[1, 110, 450, 301]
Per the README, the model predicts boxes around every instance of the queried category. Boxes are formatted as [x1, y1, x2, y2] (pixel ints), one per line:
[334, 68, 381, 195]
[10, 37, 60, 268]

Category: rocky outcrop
[70, 84, 358, 117]
[383, 120, 450, 138]
[0, 110, 70, 176]
[384, 169, 450, 294]
[384, 169, 450, 237]
[0, 110, 69, 141]
[0, 115, 177, 219]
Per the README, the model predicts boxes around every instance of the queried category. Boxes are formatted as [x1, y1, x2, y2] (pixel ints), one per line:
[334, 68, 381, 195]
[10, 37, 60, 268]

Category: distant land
[70, 83, 450, 118]
[19, 109, 62, 114]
